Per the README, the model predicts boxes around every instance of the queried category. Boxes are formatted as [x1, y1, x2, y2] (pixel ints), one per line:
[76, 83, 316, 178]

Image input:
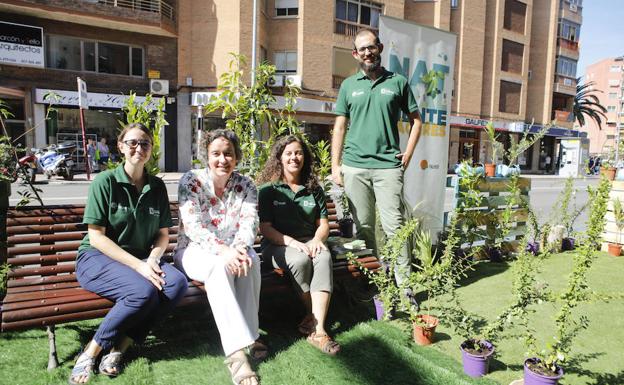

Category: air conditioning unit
[569, 3, 577, 11]
[284, 75, 302, 87]
[149, 79, 169, 95]
[267, 75, 284, 87]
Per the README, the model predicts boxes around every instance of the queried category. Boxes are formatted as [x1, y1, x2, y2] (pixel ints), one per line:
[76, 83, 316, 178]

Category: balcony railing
[335, 19, 378, 37]
[557, 38, 579, 51]
[332, 75, 345, 89]
[97, 0, 175, 22]
[552, 109, 572, 122]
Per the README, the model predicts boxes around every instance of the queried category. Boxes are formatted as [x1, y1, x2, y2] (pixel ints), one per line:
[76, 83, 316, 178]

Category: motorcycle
[34, 142, 77, 181]
[16, 153, 37, 184]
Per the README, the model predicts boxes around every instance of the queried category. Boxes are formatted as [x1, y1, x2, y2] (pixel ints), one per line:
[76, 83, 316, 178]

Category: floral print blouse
[176, 168, 258, 253]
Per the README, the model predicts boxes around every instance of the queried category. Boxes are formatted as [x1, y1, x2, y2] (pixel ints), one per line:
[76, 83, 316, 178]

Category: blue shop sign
[526, 124, 587, 138]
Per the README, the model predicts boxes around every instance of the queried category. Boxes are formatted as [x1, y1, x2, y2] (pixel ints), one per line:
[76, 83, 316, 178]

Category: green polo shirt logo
[273, 200, 286, 206]
[351, 90, 365, 97]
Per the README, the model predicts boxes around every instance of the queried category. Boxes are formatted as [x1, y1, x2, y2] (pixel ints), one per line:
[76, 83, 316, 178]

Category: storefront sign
[77, 78, 89, 110]
[0, 21, 44, 68]
[190, 92, 337, 114]
[380, 16, 457, 238]
[448, 115, 587, 138]
[35, 89, 161, 109]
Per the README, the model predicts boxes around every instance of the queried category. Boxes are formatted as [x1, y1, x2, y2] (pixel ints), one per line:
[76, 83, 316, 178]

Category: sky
[577, 0, 624, 77]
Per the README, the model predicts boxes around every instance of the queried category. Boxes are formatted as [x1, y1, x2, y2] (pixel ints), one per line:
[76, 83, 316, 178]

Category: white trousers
[174, 245, 261, 356]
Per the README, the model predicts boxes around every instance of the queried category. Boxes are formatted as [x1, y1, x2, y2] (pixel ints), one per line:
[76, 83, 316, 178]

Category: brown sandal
[297, 314, 316, 335]
[306, 332, 341, 355]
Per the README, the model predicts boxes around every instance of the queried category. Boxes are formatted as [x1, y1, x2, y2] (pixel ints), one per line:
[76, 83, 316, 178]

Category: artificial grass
[426, 251, 624, 385]
[0, 284, 495, 385]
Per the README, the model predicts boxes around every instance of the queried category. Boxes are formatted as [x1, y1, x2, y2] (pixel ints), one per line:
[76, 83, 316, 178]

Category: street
[9, 174, 599, 233]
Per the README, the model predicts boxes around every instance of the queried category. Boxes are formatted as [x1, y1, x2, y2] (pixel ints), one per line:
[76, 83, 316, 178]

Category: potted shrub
[337, 190, 354, 238]
[608, 198, 624, 256]
[600, 157, 617, 181]
[483, 122, 503, 177]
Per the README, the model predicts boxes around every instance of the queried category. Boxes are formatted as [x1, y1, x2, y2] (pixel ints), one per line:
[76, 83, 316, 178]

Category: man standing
[332, 29, 422, 285]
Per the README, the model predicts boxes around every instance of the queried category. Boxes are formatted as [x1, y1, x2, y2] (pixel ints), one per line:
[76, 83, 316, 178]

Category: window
[451, 0, 459, 8]
[609, 92, 618, 99]
[610, 65, 621, 73]
[608, 105, 617, 112]
[335, 0, 382, 30]
[556, 56, 577, 78]
[503, 0, 526, 34]
[558, 20, 580, 41]
[274, 51, 297, 74]
[275, 0, 298, 16]
[45, 35, 144, 77]
[499, 80, 522, 114]
[501, 39, 524, 74]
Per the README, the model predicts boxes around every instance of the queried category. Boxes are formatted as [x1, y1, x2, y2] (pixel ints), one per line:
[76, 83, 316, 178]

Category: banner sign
[380, 16, 457, 237]
[35, 89, 161, 110]
[0, 21, 44, 68]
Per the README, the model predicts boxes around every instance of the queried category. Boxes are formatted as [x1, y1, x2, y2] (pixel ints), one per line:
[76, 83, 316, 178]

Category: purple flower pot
[373, 296, 385, 321]
[460, 339, 494, 377]
[488, 247, 503, 262]
[561, 237, 575, 251]
[524, 358, 564, 385]
[526, 241, 540, 256]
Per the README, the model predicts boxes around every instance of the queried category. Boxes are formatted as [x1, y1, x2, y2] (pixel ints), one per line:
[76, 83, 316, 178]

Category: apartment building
[178, 0, 585, 173]
[583, 57, 624, 155]
[0, 0, 179, 171]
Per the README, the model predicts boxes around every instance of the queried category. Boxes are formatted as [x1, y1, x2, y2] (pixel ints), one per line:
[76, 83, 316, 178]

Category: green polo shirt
[335, 69, 419, 169]
[79, 165, 173, 259]
[258, 182, 328, 241]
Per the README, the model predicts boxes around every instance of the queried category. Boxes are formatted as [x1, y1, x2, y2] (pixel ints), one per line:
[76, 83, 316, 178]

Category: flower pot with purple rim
[526, 241, 540, 256]
[338, 218, 354, 238]
[460, 339, 494, 377]
[373, 296, 385, 320]
[561, 237, 575, 251]
[524, 358, 564, 385]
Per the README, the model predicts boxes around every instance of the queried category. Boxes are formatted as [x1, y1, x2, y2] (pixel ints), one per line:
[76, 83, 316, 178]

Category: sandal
[68, 351, 96, 385]
[224, 356, 260, 385]
[98, 351, 123, 377]
[245, 340, 269, 361]
[297, 314, 316, 335]
[307, 332, 341, 356]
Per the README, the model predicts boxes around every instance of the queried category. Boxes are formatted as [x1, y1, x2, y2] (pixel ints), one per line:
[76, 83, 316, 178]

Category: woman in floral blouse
[174, 129, 261, 385]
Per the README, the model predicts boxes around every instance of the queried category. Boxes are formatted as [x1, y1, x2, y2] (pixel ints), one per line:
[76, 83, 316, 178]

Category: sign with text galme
[0, 21, 44, 68]
[380, 16, 457, 238]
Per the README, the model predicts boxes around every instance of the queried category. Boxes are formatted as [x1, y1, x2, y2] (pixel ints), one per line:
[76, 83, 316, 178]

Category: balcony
[557, 38, 579, 60]
[554, 75, 577, 96]
[335, 19, 377, 37]
[0, 0, 176, 37]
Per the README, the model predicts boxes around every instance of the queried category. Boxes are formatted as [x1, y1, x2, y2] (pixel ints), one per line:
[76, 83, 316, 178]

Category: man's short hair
[353, 28, 381, 49]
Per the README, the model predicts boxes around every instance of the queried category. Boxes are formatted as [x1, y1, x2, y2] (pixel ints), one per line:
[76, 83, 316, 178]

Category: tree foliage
[573, 78, 608, 128]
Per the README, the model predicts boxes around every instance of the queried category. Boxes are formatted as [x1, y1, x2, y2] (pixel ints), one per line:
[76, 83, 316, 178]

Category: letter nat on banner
[379, 16, 457, 240]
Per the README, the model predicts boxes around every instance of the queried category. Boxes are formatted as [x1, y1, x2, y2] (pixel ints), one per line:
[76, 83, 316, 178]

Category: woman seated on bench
[174, 129, 261, 385]
[70, 123, 188, 384]
[257, 135, 341, 355]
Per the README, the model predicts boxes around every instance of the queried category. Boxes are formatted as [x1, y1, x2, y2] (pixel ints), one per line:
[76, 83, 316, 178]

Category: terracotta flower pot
[600, 167, 617, 181]
[412, 314, 438, 345]
[485, 163, 496, 177]
[608, 243, 622, 257]
[524, 358, 564, 385]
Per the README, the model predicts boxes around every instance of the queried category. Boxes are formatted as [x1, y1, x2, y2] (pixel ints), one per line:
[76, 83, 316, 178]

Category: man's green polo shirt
[79, 165, 173, 258]
[335, 69, 419, 169]
[258, 182, 328, 241]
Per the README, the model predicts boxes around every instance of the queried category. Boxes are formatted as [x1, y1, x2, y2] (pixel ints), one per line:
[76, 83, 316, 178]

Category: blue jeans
[76, 248, 188, 351]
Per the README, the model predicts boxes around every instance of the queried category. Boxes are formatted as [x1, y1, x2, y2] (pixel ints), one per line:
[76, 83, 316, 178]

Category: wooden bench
[1, 200, 379, 369]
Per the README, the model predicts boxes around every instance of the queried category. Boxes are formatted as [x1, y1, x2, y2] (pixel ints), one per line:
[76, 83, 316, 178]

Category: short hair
[206, 129, 242, 161]
[117, 123, 152, 143]
[353, 28, 381, 49]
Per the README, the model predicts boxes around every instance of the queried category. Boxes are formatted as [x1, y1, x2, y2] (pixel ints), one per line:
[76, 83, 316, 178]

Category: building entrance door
[458, 129, 480, 164]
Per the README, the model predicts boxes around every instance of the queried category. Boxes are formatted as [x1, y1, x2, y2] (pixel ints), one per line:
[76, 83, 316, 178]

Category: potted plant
[608, 198, 624, 256]
[599, 156, 617, 181]
[483, 122, 503, 177]
[552, 177, 586, 251]
[337, 190, 354, 238]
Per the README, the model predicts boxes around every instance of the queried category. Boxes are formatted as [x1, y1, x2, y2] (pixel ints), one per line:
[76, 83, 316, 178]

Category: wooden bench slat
[8, 232, 86, 245]
[8, 242, 83, 256]
[1, 309, 111, 331]
[7, 224, 87, 235]
[7, 273, 78, 288]
[4, 286, 89, 303]
[7, 252, 78, 266]
[8, 264, 76, 279]
[6, 281, 82, 294]
[7, 216, 86, 226]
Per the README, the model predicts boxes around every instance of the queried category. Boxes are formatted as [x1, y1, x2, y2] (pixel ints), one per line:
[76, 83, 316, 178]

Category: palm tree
[573, 77, 608, 128]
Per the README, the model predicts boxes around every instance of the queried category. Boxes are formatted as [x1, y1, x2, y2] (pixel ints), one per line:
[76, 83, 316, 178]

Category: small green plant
[549, 177, 587, 240]
[526, 176, 611, 376]
[484, 122, 504, 164]
[506, 123, 549, 166]
[121, 93, 167, 175]
[314, 139, 332, 193]
[0, 262, 10, 297]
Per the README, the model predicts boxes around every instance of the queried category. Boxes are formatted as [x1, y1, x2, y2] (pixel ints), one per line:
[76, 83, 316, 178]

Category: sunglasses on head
[122, 139, 152, 149]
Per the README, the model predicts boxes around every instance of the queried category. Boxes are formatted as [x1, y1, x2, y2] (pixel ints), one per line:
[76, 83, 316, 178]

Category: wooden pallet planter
[448, 176, 531, 256]
[601, 180, 624, 253]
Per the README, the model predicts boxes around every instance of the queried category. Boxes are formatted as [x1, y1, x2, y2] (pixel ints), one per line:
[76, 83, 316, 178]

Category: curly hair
[256, 135, 319, 190]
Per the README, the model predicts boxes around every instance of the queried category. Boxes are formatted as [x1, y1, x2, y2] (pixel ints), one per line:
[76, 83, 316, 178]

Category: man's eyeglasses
[354, 44, 379, 54]
[122, 139, 152, 149]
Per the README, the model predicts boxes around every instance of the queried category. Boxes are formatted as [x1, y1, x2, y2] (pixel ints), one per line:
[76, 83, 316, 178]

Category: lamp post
[615, 56, 624, 167]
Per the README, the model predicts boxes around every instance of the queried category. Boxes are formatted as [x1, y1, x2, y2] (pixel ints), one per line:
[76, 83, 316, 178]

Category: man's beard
[359, 55, 381, 72]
